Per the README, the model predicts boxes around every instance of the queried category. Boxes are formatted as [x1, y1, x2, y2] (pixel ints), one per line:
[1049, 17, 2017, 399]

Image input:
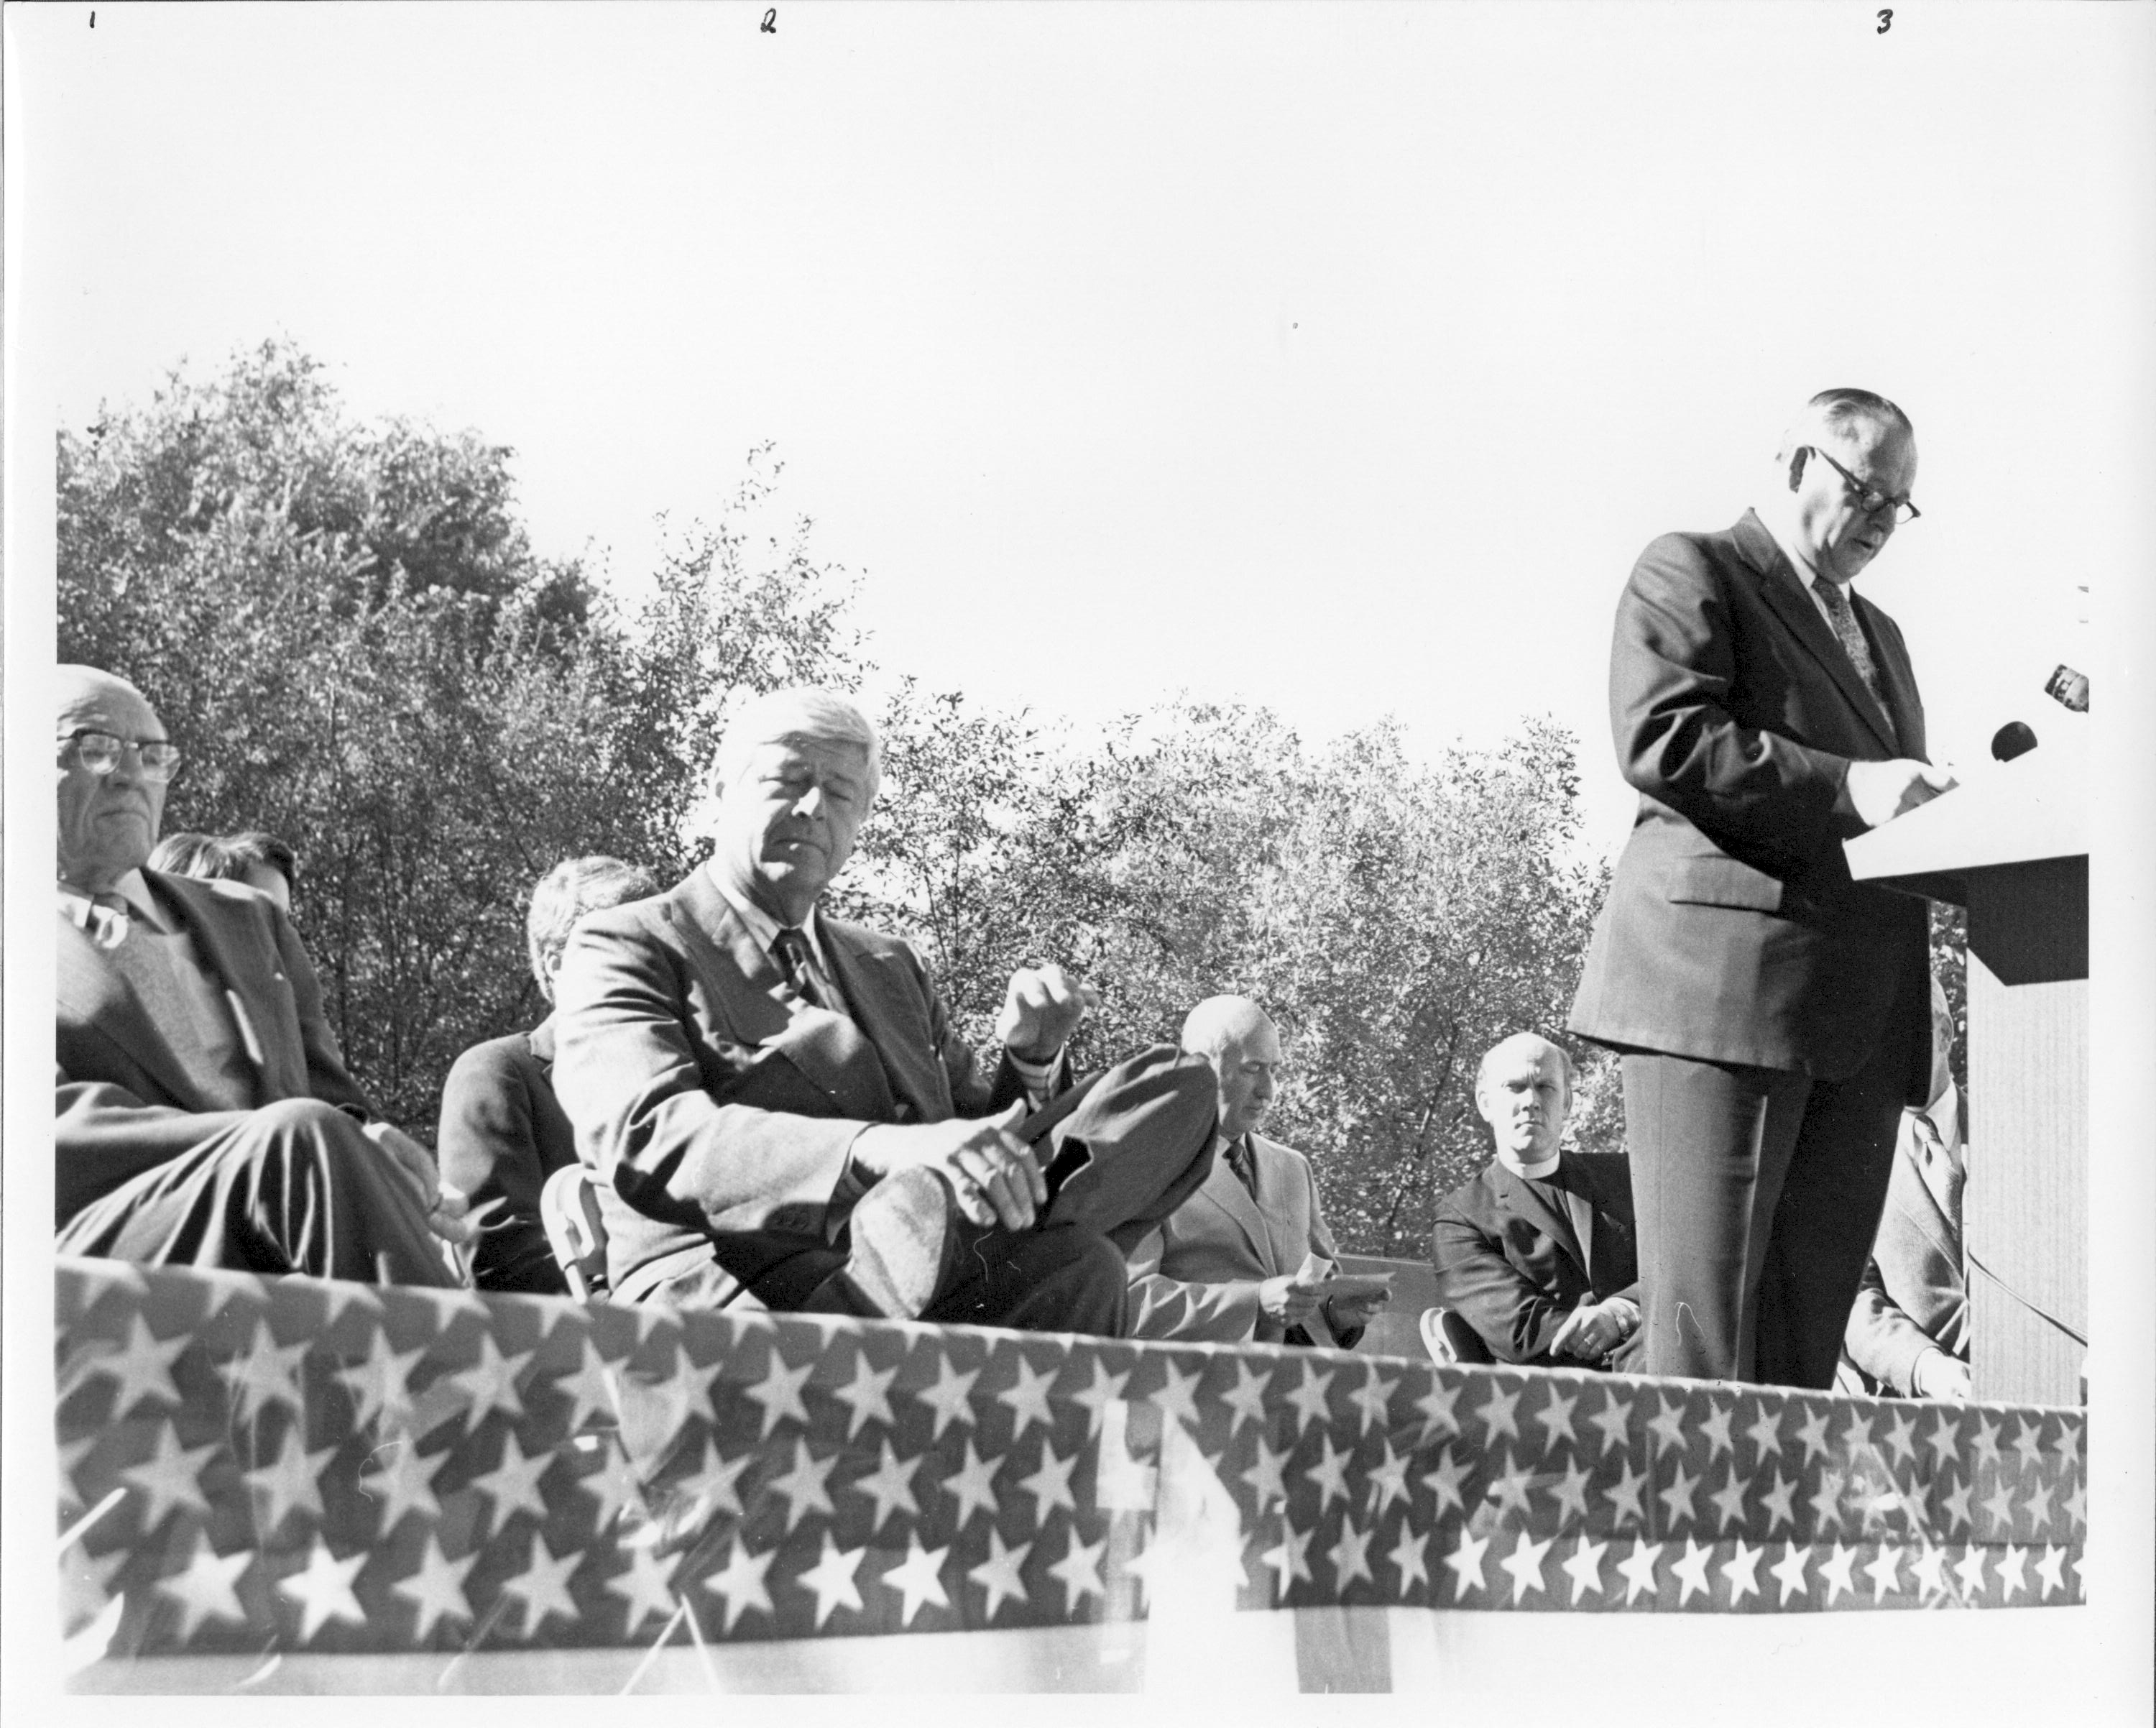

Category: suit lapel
[671, 872, 899, 1123]
[818, 923, 949, 1125]
[1889, 1136, 1960, 1265]
[1556, 1160, 1598, 1285]
[55, 911, 207, 1108]
[149, 874, 295, 1101]
[1734, 511, 1901, 756]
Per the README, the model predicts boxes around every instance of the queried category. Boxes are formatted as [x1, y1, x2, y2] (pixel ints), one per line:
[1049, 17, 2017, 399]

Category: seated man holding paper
[1430, 1032, 1643, 1370]
[1126, 996, 1389, 1347]
[551, 687, 1218, 1335]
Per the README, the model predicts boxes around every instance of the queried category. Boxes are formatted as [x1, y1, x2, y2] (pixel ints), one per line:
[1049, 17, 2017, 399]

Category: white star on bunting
[702, 1538, 775, 1632]
[745, 1344, 816, 1439]
[1615, 1540, 1662, 1604]
[995, 1354, 1061, 1442]
[1547, 1456, 1593, 1528]
[1067, 1358, 1131, 1438]
[1669, 1538, 1713, 1606]
[913, 1354, 982, 1441]
[1994, 1545, 2028, 1604]
[1818, 1542, 1858, 1606]
[1882, 1408, 1920, 1469]
[1531, 1385, 1579, 1451]
[1605, 1458, 1649, 1531]
[765, 1436, 839, 1532]
[1420, 1446, 1471, 1517]
[942, 1439, 1004, 1530]
[1046, 1525, 1107, 1612]
[1365, 1440, 1412, 1519]
[671, 1436, 753, 1532]
[1481, 1449, 1536, 1521]
[277, 1537, 369, 1641]
[603, 1540, 678, 1634]
[359, 1435, 450, 1534]
[391, 1535, 476, 1640]
[1348, 1365, 1393, 1435]
[1697, 1399, 1734, 1463]
[121, 1421, 219, 1530]
[882, 1535, 951, 1626]
[244, 1423, 335, 1534]
[1263, 1520, 1315, 1595]
[574, 1436, 646, 1533]
[1442, 1530, 1490, 1601]
[1147, 1358, 1203, 1431]
[829, 1347, 899, 1440]
[448, 1333, 532, 1435]
[1756, 1466, 1797, 1535]
[1018, 1438, 1080, 1526]
[1743, 1400, 1786, 1466]
[2035, 1545, 2067, 1599]
[469, 1428, 554, 1534]
[1388, 1521, 1432, 1596]
[1952, 1543, 1989, 1599]
[1329, 1515, 1377, 1591]
[1795, 1407, 1833, 1466]
[84, 1313, 190, 1419]
[499, 1530, 584, 1638]
[968, 1529, 1032, 1621]
[1413, 1373, 1464, 1442]
[2007, 1415, 2047, 1470]
[1560, 1535, 1607, 1604]
[1720, 1540, 1762, 1606]
[1705, 1464, 1750, 1532]
[1854, 1544, 1906, 1596]
[1220, 1360, 1273, 1436]
[1907, 1544, 1949, 1597]
[1768, 1544, 1810, 1605]
[1585, 1387, 1633, 1456]
[1646, 1394, 1688, 1459]
[1285, 1361, 1335, 1433]
[796, 1532, 868, 1629]
[551, 1337, 620, 1435]
[216, 1320, 310, 1426]
[1305, 1432, 1353, 1515]
[1657, 1461, 1700, 1530]
[156, 1531, 252, 1640]
[1243, 1436, 1291, 1511]
[849, 1437, 923, 1533]
[1497, 1531, 1552, 1604]
[1475, 1380, 1524, 1443]
[335, 1329, 427, 1432]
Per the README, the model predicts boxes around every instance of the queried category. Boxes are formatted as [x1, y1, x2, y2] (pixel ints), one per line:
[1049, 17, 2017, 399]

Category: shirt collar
[704, 861, 830, 970]
[58, 868, 164, 931]
[1496, 1148, 1561, 1182]
[1920, 1078, 1962, 1154]
[1759, 505, 1833, 594]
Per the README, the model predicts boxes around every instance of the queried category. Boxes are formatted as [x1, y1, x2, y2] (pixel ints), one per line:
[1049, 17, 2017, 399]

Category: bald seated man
[1429, 1033, 1643, 1370]
[54, 666, 474, 1284]
[1125, 996, 1386, 1346]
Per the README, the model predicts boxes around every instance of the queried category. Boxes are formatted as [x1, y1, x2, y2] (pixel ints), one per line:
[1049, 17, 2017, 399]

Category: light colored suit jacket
[1126, 1132, 1355, 1347]
[55, 870, 371, 1226]
[550, 865, 1041, 1303]
[1839, 1093, 1968, 1394]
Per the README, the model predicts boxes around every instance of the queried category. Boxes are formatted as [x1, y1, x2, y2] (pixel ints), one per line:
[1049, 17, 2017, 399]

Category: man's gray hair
[710, 686, 883, 802]
[1777, 387, 1916, 463]
[1474, 1031, 1575, 1097]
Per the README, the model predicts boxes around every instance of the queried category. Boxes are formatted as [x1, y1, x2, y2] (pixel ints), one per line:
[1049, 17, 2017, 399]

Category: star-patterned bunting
[53, 1256, 2084, 1672]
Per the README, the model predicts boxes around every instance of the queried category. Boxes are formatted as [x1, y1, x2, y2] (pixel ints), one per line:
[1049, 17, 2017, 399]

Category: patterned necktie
[771, 926, 834, 1013]
[1814, 578, 1893, 728]
[1911, 1111, 1965, 1231]
[1224, 1136, 1258, 1198]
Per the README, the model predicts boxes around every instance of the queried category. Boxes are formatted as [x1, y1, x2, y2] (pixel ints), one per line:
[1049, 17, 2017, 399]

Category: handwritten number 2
[761, 8, 776, 31]
[1876, 9, 1891, 31]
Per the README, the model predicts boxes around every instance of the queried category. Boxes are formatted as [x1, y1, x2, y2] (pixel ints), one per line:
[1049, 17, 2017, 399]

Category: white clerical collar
[1497, 1149, 1561, 1182]
[704, 861, 831, 971]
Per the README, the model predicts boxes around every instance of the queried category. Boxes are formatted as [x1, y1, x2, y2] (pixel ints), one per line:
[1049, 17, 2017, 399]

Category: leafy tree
[60, 342, 861, 1131]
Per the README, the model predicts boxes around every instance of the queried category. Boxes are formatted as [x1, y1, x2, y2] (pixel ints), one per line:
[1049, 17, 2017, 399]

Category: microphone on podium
[1990, 720, 2038, 763]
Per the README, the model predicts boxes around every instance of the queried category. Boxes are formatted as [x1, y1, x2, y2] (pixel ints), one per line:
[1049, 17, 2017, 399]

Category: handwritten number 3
[762, 8, 776, 30]
[1876, 9, 1892, 31]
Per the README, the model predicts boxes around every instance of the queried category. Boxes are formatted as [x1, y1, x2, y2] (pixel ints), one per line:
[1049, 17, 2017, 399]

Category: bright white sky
[7, 2, 2147, 859]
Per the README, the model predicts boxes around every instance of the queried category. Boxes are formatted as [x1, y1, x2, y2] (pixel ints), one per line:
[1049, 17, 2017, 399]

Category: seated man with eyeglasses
[54, 664, 476, 1287]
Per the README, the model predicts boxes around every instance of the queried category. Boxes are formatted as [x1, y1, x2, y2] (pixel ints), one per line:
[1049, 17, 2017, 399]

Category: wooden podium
[1845, 732, 2088, 1405]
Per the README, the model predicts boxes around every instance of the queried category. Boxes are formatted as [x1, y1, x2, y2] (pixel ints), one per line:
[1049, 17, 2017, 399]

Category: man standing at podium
[1569, 388, 1954, 1388]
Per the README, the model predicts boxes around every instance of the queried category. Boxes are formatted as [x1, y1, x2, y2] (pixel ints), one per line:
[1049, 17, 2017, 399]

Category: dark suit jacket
[438, 1018, 576, 1294]
[550, 866, 1041, 1304]
[1127, 1132, 1360, 1348]
[1430, 1152, 1640, 1367]
[55, 870, 372, 1227]
[1567, 510, 1931, 1096]
[1839, 1099, 1968, 1394]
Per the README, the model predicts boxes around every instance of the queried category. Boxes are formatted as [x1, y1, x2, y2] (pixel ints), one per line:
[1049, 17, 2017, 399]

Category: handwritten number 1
[1876, 9, 1892, 31]
[761, 8, 776, 31]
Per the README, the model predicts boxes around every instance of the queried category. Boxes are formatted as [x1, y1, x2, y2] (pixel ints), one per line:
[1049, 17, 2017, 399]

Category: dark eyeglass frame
[1802, 446, 1921, 526]
[60, 727, 183, 781]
